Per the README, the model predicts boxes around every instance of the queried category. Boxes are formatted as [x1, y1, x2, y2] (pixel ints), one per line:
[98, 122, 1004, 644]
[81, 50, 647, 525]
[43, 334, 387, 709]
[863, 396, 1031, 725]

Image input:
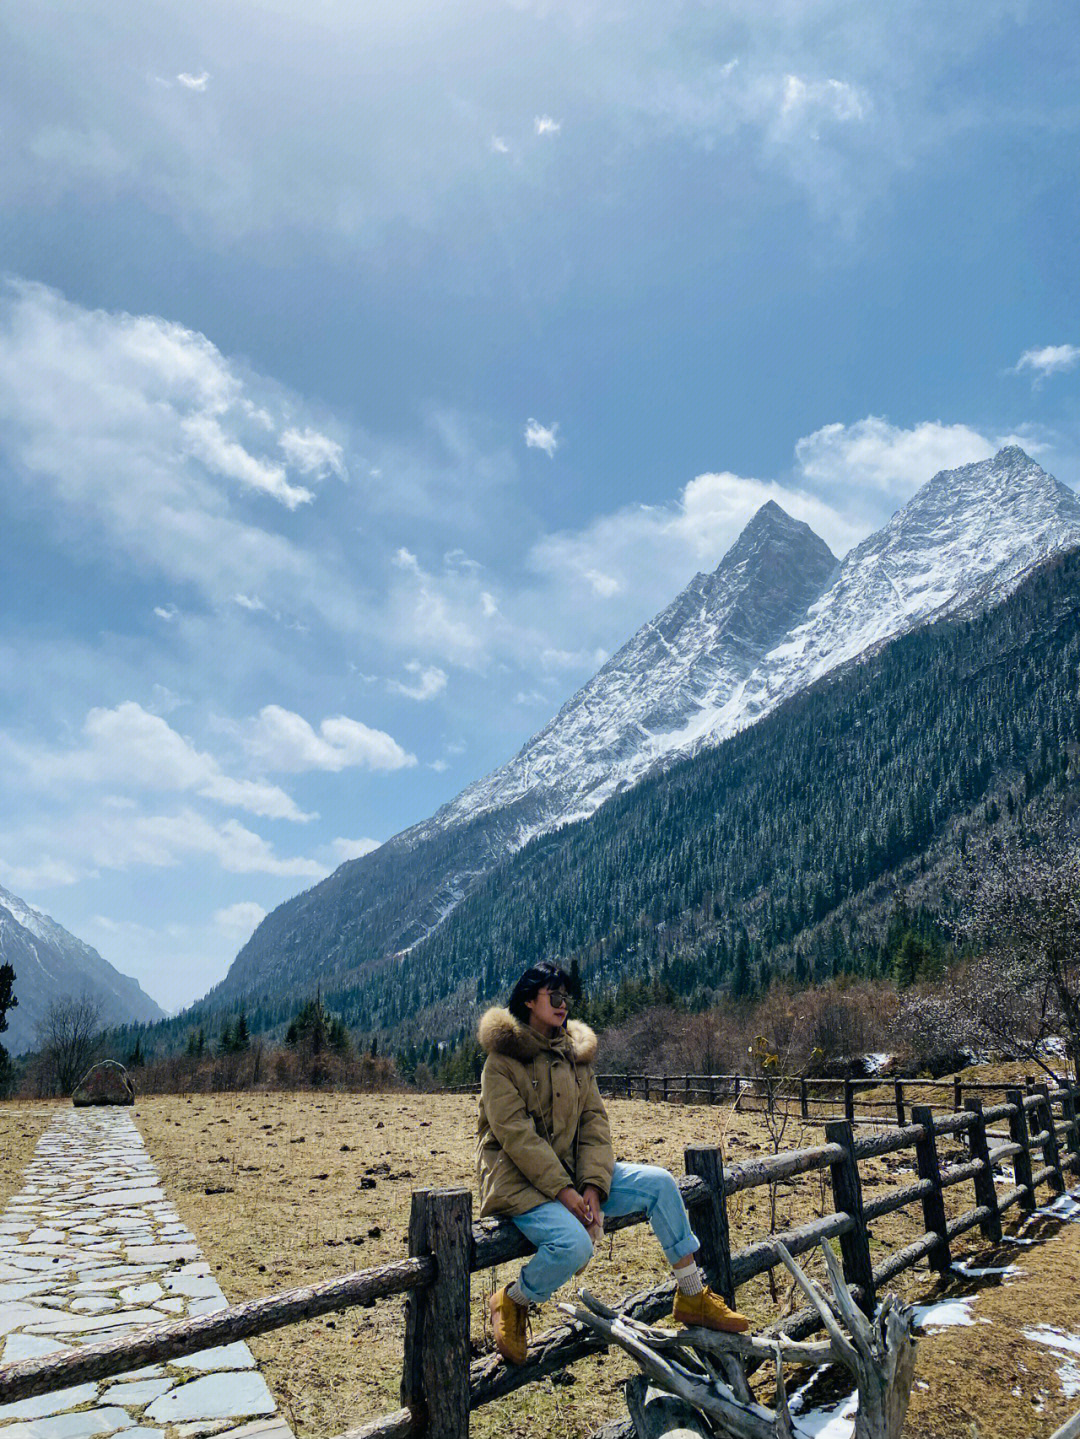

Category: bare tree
[37, 995, 104, 1095]
[902, 816, 1080, 1083]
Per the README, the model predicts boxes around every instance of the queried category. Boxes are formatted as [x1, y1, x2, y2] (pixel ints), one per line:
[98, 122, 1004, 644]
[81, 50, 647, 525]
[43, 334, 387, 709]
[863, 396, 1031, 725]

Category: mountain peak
[716, 500, 834, 574]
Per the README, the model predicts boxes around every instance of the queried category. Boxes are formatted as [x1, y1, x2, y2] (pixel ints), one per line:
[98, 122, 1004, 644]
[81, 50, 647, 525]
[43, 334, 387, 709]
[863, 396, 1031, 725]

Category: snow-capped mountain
[216, 445, 1080, 1007]
[415, 500, 838, 842]
[0, 885, 164, 1055]
[722, 446, 1080, 737]
[418, 446, 1080, 845]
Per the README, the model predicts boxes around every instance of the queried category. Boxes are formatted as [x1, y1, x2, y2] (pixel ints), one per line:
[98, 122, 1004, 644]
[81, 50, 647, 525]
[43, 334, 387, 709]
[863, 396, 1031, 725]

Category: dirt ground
[3, 1089, 1078, 1437]
[0, 1099, 58, 1207]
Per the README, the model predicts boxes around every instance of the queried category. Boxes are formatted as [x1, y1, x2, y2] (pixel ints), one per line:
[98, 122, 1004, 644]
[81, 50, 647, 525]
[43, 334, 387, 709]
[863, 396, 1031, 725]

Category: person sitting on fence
[477, 960, 750, 1365]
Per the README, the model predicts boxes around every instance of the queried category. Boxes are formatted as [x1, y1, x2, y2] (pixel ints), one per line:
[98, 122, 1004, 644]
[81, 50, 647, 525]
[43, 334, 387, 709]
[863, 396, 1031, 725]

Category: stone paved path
[0, 1110, 295, 1439]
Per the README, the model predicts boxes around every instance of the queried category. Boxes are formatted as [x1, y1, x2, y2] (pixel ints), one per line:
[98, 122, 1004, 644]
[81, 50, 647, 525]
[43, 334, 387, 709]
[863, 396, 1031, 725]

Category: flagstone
[0, 1382, 99, 1421]
[145, 1373, 276, 1424]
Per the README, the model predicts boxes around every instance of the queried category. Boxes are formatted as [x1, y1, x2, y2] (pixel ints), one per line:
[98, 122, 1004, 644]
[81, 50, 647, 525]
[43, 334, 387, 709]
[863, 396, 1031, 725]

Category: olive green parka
[475, 1006, 615, 1218]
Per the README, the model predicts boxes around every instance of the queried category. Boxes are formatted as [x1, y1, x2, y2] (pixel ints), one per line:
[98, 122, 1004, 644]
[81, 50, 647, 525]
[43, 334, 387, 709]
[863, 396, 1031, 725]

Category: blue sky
[1, 0, 1078, 1011]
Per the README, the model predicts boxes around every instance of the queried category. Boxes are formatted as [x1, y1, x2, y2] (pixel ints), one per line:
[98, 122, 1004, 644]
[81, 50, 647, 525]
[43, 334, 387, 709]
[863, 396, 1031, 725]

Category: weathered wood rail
[447, 1070, 1070, 1127]
[2, 1083, 1078, 1439]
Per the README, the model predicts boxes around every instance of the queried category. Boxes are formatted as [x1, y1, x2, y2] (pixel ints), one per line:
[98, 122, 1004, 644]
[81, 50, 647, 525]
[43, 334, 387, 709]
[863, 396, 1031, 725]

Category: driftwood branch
[560, 1241, 916, 1439]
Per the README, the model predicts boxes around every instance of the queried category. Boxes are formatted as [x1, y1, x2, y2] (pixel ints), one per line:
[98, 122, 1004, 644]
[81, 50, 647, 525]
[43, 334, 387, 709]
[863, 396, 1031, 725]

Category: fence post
[1033, 1083, 1065, 1195]
[1061, 1085, 1080, 1175]
[1006, 1088, 1037, 1213]
[684, 1148, 735, 1306]
[894, 1080, 906, 1127]
[800, 1077, 809, 1120]
[910, 1106, 951, 1272]
[663, 1075, 669, 1104]
[686, 1073, 692, 1104]
[823, 1119, 875, 1314]
[963, 1098, 1003, 1244]
[401, 1188, 472, 1439]
[844, 1078, 854, 1123]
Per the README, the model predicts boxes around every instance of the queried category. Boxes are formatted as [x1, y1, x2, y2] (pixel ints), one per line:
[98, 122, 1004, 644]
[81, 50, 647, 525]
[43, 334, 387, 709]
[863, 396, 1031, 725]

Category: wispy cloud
[525, 418, 559, 457]
[387, 662, 448, 701]
[1012, 344, 1080, 382]
[279, 426, 346, 478]
[214, 900, 266, 935]
[0, 806, 325, 886]
[176, 71, 210, 91]
[490, 135, 510, 154]
[534, 115, 561, 136]
[330, 836, 382, 862]
[0, 279, 356, 622]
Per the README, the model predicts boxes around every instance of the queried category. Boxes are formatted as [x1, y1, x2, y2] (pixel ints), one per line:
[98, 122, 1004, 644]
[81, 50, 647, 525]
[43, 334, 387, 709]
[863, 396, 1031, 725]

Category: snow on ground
[1023, 1326, 1080, 1399]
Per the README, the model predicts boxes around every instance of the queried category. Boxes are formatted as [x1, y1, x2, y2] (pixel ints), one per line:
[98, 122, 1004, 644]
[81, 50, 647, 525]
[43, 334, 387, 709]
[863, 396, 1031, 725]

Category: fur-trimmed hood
[477, 1006, 598, 1065]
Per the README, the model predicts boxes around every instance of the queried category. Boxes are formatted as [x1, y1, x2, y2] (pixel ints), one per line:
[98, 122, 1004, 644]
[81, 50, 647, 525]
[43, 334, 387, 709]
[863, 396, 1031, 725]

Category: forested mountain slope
[347, 543, 1080, 1035]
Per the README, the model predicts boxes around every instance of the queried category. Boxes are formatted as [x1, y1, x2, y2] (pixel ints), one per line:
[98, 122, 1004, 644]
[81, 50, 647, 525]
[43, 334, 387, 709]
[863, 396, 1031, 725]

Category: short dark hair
[507, 960, 573, 1024]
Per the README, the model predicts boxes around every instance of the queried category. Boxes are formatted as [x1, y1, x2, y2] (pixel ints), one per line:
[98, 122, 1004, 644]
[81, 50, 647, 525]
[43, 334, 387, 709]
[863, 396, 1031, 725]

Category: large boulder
[72, 1060, 135, 1107]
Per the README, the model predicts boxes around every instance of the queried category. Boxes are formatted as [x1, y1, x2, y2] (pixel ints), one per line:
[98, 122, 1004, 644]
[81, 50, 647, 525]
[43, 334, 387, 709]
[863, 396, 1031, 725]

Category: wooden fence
[1, 1083, 1078, 1439]
[587, 1071, 1071, 1127]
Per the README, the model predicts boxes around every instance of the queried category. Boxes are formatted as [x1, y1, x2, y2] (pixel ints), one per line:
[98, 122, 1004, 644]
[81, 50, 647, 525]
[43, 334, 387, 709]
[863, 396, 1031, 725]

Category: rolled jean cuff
[665, 1234, 701, 1264]
[515, 1272, 548, 1305]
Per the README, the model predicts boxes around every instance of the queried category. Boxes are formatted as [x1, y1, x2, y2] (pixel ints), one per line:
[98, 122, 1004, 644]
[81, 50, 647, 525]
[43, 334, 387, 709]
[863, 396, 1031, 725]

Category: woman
[476, 960, 749, 1365]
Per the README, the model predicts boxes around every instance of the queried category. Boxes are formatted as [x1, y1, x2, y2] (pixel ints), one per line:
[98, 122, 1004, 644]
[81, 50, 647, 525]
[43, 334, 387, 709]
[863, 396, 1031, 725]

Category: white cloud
[331, 836, 382, 862]
[795, 416, 996, 493]
[279, 426, 347, 478]
[490, 135, 510, 154]
[0, 855, 82, 890]
[534, 115, 561, 136]
[525, 418, 559, 457]
[243, 704, 416, 772]
[387, 549, 489, 667]
[154, 604, 178, 621]
[583, 569, 621, 598]
[480, 591, 498, 617]
[8, 702, 313, 822]
[176, 71, 210, 91]
[387, 662, 448, 701]
[214, 900, 267, 935]
[233, 593, 267, 612]
[0, 807, 325, 883]
[0, 279, 351, 619]
[181, 413, 312, 508]
[1012, 345, 1080, 381]
[781, 75, 868, 124]
[428, 758, 449, 772]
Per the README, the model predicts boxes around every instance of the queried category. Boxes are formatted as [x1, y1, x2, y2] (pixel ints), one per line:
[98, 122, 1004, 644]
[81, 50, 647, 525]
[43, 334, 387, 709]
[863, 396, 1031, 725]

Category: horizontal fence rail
[2, 1081, 1078, 1439]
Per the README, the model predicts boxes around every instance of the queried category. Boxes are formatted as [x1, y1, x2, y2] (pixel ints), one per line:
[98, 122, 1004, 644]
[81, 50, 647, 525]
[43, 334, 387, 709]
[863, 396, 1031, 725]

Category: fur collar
[477, 1006, 598, 1064]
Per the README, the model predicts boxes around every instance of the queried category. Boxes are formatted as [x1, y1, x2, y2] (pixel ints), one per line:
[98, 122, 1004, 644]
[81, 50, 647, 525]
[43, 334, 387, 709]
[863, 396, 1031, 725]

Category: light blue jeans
[510, 1160, 700, 1304]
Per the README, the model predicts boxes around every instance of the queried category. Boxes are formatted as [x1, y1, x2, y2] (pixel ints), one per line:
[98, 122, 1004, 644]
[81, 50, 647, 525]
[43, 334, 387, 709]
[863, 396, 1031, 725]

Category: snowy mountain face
[0, 885, 164, 1055]
[413, 501, 838, 842]
[217, 445, 1080, 1005]
[418, 448, 1080, 847]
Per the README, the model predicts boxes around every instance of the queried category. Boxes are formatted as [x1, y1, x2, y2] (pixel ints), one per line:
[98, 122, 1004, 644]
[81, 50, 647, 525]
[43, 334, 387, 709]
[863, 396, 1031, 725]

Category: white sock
[506, 1279, 530, 1307]
[675, 1264, 704, 1296]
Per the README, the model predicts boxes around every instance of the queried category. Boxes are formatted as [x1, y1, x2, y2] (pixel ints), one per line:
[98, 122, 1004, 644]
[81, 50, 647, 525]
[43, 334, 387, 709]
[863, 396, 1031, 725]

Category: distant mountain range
[189, 445, 1080, 1037]
[0, 886, 164, 1055]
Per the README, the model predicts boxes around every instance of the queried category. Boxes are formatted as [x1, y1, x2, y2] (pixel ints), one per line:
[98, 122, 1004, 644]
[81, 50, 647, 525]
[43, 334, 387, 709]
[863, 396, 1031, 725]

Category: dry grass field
[0, 1099, 59, 1208]
[3, 1088, 1078, 1436]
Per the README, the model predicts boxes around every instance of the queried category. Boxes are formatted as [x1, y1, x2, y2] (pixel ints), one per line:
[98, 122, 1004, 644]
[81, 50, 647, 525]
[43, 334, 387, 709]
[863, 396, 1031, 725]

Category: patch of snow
[1023, 1326, 1080, 1357]
[864, 1053, 892, 1075]
[912, 1296, 979, 1330]
[950, 1259, 1024, 1279]
[793, 1390, 858, 1438]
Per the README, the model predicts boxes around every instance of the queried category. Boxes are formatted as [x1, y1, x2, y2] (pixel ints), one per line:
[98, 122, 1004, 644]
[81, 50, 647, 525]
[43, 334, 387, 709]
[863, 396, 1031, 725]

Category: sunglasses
[544, 988, 573, 1009]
